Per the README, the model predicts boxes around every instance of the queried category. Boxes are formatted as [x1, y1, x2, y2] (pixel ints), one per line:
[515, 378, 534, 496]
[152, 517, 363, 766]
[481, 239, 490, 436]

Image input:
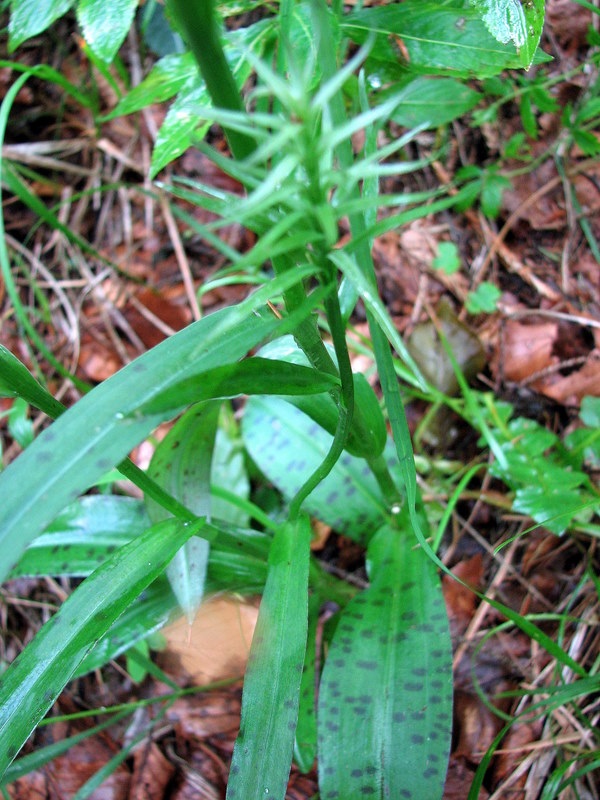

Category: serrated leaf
[317, 521, 452, 800]
[465, 281, 501, 313]
[226, 515, 311, 799]
[242, 396, 402, 544]
[8, 0, 75, 51]
[469, 0, 545, 69]
[146, 403, 220, 622]
[513, 486, 598, 534]
[0, 517, 200, 777]
[76, 0, 138, 63]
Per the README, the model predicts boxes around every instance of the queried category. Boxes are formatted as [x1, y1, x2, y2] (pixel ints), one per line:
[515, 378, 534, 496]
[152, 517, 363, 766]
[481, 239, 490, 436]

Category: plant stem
[167, 0, 255, 161]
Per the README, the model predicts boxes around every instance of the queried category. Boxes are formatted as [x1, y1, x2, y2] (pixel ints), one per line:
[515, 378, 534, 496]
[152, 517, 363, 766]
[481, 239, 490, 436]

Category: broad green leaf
[243, 396, 402, 544]
[0, 300, 286, 584]
[388, 77, 482, 128]
[8, 0, 75, 51]
[226, 515, 311, 799]
[137, 357, 340, 415]
[146, 403, 220, 622]
[318, 521, 452, 800]
[0, 517, 200, 777]
[343, 3, 548, 79]
[105, 53, 199, 118]
[76, 0, 138, 63]
[469, 0, 545, 69]
[9, 496, 150, 578]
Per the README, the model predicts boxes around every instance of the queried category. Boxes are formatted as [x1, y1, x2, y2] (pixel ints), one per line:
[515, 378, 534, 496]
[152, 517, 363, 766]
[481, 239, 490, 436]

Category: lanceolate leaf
[137, 357, 340, 415]
[0, 517, 201, 778]
[0, 293, 298, 583]
[226, 515, 311, 800]
[76, 0, 139, 63]
[317, 521, 453, 800]
[146, 403, 221, 622]
[8, 0, 75, 51]
[294, 593, 321, 773]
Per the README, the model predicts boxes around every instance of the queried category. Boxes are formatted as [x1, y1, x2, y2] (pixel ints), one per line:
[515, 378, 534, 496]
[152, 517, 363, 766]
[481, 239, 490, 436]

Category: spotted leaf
[317, 520, 452, 800]
[242, 396, 403, 544]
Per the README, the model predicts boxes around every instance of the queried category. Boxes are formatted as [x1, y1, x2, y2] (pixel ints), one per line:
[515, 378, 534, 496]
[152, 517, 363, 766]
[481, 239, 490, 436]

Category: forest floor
[1, 1, 599, 798]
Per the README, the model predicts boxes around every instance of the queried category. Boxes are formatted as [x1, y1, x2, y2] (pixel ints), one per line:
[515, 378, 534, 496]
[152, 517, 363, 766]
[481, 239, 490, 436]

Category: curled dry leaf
[496, 321, 558, 384]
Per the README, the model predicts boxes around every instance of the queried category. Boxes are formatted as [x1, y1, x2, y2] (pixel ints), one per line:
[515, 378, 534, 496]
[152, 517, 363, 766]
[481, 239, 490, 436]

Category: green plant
[0, 0, 556, 798]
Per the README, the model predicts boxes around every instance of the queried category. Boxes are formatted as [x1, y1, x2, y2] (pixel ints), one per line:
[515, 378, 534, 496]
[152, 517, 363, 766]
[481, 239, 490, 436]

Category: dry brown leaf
[129, 742, 175, 800]
[443, 756, 489, 799]
[45, 736, 130, 799]
[6, 771, 48, 800]
[491, 720, 542, 794]
[442, 554, 484, 636]
[161, 598, 258, 686]
[453, 691, 500, 762]
[167, 691, 241, 741]
[538, 356, 600, 405]
[497, 321, 558, 383]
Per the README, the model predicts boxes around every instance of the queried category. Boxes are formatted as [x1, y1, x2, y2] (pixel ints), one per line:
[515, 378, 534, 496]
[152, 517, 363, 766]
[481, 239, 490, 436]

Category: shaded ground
[1, 1, 599, 798]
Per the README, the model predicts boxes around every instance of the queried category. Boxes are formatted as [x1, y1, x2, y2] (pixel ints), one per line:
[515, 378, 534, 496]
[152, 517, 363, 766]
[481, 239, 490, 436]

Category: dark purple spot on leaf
[356, 660, 378, 670]
[404, 682, 423, 692]
[393, 712, 406, 723]
[351, 769, 363, 778]
[411, 734, 424, 745]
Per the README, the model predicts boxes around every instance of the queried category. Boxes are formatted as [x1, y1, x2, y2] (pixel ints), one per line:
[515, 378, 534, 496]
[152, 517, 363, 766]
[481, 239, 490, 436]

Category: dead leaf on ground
[443, 554, 484, 637]
[129, 742, 175, 800]
[491, 719, 542, 795]
[538, 355, 600, 405]
[166, 690, 241, 742]
[495, 321, 558, 384]
[45, 735, 130, 799]
[453, 690, 500, 764]
[443, 755, 489, 799]
[161, 598, 258, 686]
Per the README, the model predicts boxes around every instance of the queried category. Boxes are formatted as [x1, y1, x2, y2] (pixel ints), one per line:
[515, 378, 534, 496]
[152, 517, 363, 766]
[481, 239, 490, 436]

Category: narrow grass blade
[318, 521, 452, 799]
[0, 517, 202, 777]
[226, 514, 311, 799]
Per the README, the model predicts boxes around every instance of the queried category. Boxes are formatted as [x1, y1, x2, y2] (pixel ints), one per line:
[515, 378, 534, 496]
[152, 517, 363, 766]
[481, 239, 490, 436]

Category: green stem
[367, 453, 402, 509]
[167, 0, 255, 161]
